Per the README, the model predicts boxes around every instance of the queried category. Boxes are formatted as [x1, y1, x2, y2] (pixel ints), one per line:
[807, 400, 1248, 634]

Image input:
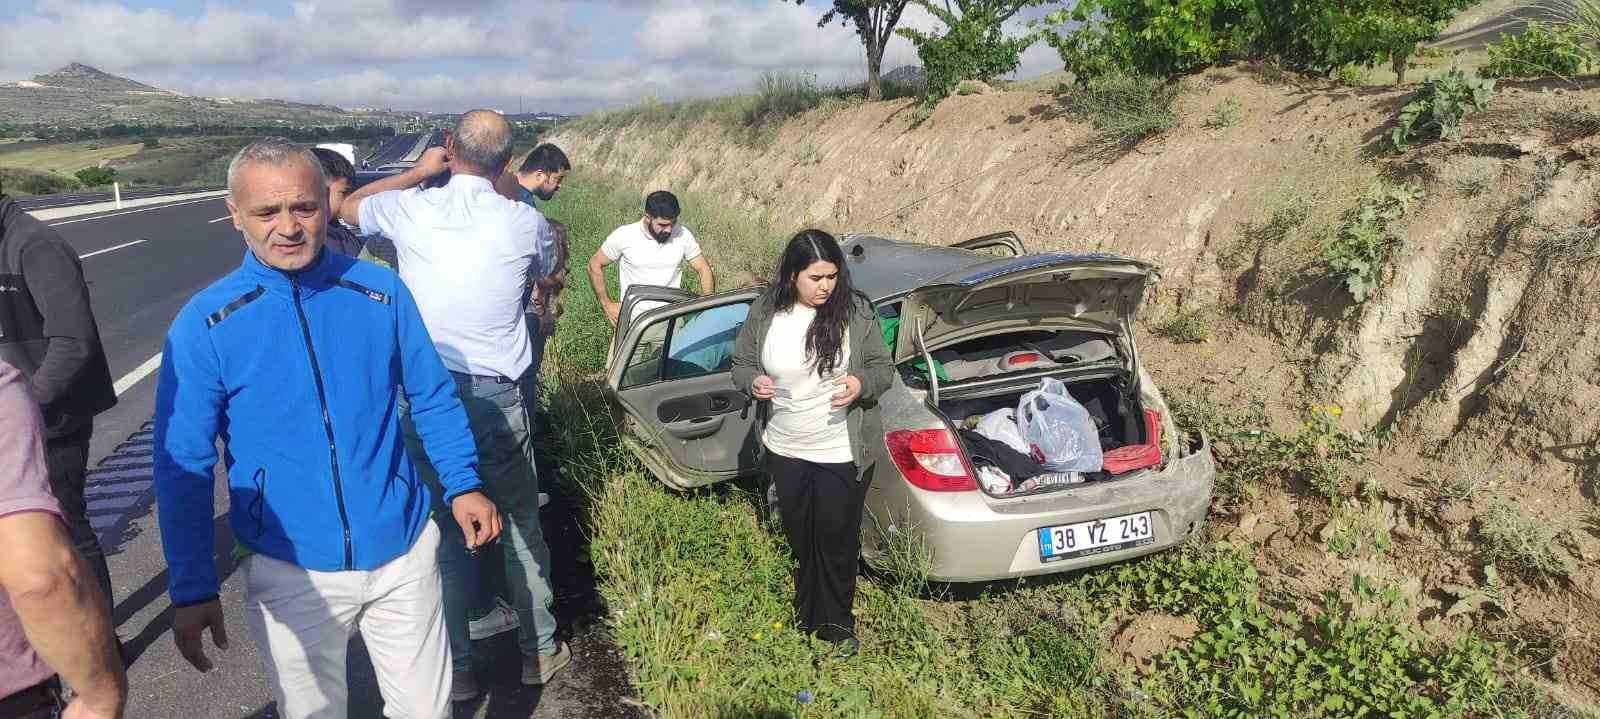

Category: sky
[0, 0, 1066, 114]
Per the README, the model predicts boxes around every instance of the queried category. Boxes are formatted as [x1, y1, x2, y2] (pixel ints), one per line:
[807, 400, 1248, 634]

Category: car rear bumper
[894, 439, 1215, 583]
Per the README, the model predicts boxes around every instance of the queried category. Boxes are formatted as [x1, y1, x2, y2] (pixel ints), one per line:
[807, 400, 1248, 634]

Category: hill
[0, 63, 414, 129]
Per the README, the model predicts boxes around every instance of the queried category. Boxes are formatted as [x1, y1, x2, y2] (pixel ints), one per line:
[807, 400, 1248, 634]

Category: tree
[899, 0, 1047, 107]
[789, 0, 913, 101]
[74, 166, 116, 186]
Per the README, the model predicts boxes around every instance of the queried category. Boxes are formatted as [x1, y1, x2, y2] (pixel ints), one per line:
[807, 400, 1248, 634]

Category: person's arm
[730, 295, 769, 398]
[689, 256, 715, 296]
[18, 235, 106, 408]
[586, 249, 619, 326]
[0, 512, 126, 718]
[337, 147, 448, 228]
[393, 280, 501, 548]
[151, 316, 231, 672]
[853, 298, 896, 403]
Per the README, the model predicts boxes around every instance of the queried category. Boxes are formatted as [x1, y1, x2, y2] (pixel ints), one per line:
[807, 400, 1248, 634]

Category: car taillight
[885, 429, 976, 492]
[1003, 351, 1043, 367]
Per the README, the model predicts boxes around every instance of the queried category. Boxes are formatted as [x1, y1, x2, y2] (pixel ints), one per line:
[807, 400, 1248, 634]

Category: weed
[1335, 64, 1370, 87]
[1324, 501, 1394, 559]
[1539, 225, 1600, 263]
[1442, 565, 1506, 619]
[1065, 73, 1179, 142]
[1151, 305, 1211, 343]
[1392, 68, 1495, 150]
[1321, 181, 1425, 303]
[1420, 464, 1495, 508]
[1479, 503, 1567, 579]
[1203, 97, 1241, 129]
[1481, 21, 1592, 80]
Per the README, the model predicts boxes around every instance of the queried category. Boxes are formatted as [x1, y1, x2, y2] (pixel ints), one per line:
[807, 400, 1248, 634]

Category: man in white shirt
[337, 110, 570, 700]
[586, 190, 715, 327]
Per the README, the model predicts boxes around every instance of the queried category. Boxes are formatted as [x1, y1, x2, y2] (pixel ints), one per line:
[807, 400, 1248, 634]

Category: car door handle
[710, 396, 731, 411]
[663, 415, 725, 440]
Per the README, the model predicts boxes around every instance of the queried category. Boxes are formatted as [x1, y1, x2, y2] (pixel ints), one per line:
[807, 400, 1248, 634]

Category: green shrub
[1067, 72, 1179, 140]
[1482, 21, 1592, 79]
[1153, 306, 1213, 342]
[1392, 68, 1494, 150]
[142, 136, 161, 149]
[1203, 97, 1242, 129]
[1479, 503, 1567, 578]
[73, 165, 116, 186]
[1321, 182, 1424, 302]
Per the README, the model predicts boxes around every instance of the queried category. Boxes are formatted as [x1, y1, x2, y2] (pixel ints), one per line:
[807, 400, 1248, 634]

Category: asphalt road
[15, 186, 223, 212]
[47, 198, 641, 719]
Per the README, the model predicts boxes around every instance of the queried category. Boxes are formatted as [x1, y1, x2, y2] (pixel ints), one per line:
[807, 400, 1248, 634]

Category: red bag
[1101, 409, 1163, 475]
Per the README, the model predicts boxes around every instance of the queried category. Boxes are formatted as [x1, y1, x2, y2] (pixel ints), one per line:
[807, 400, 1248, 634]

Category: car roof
[841, 234, 993, 302]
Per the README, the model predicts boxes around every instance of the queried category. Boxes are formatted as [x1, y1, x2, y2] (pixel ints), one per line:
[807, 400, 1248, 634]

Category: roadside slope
[547, 67, 1600, 706]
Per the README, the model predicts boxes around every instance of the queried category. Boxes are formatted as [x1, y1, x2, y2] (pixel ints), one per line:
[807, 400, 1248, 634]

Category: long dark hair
[772, 229, 855, 378]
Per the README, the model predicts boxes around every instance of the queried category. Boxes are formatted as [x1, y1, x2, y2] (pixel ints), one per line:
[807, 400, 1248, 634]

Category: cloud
[0, 0, 1061, 114]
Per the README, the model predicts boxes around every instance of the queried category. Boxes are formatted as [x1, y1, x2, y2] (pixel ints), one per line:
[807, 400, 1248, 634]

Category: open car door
[604, 287, 765, 490]
[610, 284, 697, 363]
[948, 230, 1027, 257]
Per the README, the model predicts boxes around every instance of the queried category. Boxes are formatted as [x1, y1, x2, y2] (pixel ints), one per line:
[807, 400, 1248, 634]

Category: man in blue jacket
[152, 137, 499, 719]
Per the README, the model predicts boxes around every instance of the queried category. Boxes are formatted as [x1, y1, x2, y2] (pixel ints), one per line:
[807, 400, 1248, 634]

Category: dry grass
[0, 139, 145, 174]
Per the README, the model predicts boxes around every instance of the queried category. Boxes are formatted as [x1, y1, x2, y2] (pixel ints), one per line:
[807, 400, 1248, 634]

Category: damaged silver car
[603, 231, 1216, 582]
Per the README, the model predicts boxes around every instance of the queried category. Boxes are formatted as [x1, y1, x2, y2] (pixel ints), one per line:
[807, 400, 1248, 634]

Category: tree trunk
[1392, 51, 1409, 86]
[867, 42, 884, 102]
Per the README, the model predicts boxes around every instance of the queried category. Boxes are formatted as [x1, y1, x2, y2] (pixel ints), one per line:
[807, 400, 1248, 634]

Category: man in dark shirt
[312, 147, 365, 257]
[0, 192, 118, 609]
[0, 360, 126, 719]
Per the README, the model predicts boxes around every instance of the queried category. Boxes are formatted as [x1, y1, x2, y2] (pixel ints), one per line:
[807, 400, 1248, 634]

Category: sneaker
[538, 492, 551, 508]
[467, 598, 519, 641]
[522, 642, 572, 686]
[451, 670, 480, 702]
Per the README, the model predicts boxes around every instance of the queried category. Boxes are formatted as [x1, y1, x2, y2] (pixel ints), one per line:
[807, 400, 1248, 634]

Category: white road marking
[78, 239, 147, 259]
[207, 214, 232, 224]
[113, 353, 162, 396]
[47, 196, 223, 227]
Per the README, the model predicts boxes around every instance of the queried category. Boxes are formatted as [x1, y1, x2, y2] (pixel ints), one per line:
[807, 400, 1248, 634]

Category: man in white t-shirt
[586, 190, 715, 327]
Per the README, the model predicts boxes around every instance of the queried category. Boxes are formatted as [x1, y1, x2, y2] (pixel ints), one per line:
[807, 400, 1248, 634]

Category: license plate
[1037, 511, 1155, 563]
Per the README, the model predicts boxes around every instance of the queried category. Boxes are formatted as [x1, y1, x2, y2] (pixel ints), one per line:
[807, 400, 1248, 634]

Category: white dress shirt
[358, 174, 558, 379]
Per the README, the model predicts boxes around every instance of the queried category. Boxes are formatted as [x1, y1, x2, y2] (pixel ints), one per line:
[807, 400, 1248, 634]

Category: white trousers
[241, 522, 451, 719]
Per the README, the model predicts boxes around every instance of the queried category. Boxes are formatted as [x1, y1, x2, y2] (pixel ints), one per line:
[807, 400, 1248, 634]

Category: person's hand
[604, 301, 621, 328]
[62, 697, 124, 719]
[751, 375, 777, 400]
[831, 375, 862, 408]
[173, 599, 229, 673]
[415, 147, 450, 178]
[451, 491, 502, 550]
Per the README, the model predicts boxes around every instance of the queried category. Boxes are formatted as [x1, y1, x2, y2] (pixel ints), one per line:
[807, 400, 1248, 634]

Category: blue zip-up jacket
[153, 248, 481, 605]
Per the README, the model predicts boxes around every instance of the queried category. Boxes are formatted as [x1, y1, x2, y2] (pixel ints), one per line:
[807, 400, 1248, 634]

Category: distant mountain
[26, 62, 171, 93]
[0, 63, 416, 129]
[882, 65, 927, 87]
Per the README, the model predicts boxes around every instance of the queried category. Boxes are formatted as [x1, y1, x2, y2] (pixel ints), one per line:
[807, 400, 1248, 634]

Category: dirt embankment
[547, 67, 1600, 706]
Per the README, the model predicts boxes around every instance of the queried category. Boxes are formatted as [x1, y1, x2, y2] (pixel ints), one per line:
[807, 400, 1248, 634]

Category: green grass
[535, 170, 1576, 718]
[0, 166, 81, 195]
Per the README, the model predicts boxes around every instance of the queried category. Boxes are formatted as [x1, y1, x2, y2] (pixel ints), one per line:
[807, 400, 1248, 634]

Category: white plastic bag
[974, 408, 1030, 456]
[1016, 377, 1103, 473]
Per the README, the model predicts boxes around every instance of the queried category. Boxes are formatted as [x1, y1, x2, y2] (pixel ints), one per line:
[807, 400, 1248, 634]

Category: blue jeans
[402, 371, 558, 673]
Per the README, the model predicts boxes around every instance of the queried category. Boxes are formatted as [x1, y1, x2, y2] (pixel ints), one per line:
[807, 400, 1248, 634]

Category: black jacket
[0, 195, 116, 439]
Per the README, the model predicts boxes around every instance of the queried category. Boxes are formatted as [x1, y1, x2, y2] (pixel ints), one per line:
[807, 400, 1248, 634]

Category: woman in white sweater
[731, 230, 895, 657]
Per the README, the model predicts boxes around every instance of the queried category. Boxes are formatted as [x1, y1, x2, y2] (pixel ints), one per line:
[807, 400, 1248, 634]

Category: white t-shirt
[761, 304, 853, 464]
[600, 221, 702, 313]
[358, 174, 558, 379]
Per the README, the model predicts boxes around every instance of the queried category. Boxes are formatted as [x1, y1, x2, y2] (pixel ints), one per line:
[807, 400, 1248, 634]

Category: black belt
[0, 678, 60, 719]
[449, 370, 520, 385]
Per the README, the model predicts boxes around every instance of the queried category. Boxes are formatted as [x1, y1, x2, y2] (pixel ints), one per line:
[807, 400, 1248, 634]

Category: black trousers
[768, 452, 870, 642]
[45, 428, 113, 610]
